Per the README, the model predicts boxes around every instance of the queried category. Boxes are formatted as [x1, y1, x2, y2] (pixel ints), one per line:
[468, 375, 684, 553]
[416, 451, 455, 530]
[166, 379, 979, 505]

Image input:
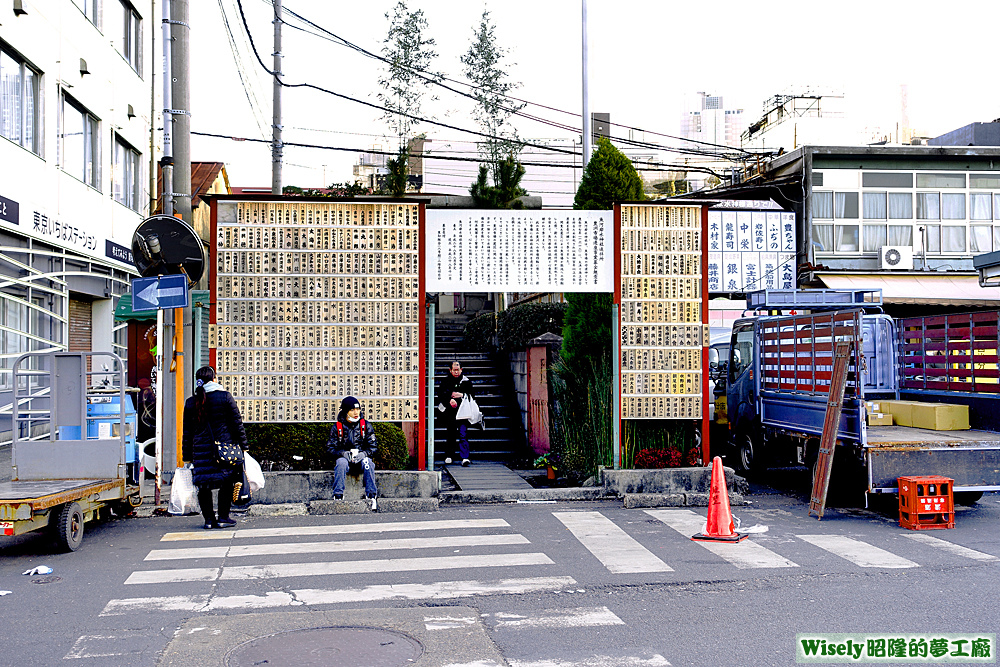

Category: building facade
[680, 92, 746, 151]
[0, 1, 154, 408]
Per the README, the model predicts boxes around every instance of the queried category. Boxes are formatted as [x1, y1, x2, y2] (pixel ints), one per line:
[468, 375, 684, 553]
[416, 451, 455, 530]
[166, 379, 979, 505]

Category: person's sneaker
[369, 496, 378, 511]
[444, 458, 452, 465]
[203, 522, 220, 530]
[218, 518, 237, 528]
[334, 494, 343, 500]
[462, 459, 471, 467]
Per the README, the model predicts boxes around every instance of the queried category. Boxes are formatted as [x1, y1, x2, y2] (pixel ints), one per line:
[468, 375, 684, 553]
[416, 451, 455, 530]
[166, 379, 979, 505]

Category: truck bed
[0, 479, 124, 511]
[866, 426, 1000, 448]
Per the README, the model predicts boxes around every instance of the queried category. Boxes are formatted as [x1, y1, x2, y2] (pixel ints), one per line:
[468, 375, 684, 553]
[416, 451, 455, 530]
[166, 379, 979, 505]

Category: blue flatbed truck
[722, 289, 1000, 504]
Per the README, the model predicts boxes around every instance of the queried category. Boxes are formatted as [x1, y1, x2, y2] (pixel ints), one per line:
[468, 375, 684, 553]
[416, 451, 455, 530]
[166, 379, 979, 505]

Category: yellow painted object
[868, 412, 894, 427]
[911, 403, 970, 431]
[714, 395, 728, 425]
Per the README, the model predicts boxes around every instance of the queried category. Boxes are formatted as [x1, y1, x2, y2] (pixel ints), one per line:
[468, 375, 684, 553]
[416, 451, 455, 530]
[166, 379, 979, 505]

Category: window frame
[0, 41, 42, 156]
[59, 91, 101, 190]
[112, 133, 142, 211]
[118, 1, 142, 75]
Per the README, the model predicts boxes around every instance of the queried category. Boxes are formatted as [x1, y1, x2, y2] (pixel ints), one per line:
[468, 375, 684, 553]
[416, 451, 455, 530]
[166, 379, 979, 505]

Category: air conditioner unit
[880, 246, 914, 270]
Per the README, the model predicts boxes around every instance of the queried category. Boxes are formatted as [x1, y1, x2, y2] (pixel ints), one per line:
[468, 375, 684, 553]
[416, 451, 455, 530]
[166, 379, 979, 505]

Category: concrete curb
[622, 492, 747, 508]
[439, 488, 611, 504]
[310, 498, 439, 514]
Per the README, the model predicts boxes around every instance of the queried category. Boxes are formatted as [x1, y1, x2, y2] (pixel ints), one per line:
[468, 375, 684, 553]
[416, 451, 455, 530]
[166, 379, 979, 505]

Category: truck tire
[954, 491, 984, 505]
[734, 431, 758, 477]
[52, 502, 85, 552]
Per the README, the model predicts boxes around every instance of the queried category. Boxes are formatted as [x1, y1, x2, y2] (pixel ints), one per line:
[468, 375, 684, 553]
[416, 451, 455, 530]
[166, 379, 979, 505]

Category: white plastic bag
[245, 452, 265, 492]
[168, 466, 198, 515]
[455, 394, 482, 424]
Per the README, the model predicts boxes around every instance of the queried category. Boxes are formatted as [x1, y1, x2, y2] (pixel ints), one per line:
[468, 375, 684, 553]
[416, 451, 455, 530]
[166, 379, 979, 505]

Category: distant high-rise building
[680, 92, 746, 151]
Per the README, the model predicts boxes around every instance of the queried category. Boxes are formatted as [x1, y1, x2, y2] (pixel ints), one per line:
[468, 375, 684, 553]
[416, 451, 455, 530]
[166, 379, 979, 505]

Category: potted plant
[533, 453, 558, 480]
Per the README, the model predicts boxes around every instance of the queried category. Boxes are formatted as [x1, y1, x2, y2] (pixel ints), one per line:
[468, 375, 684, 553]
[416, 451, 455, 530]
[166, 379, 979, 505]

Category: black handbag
[208, 419, 244, 467]
[233, 466, 252, 504]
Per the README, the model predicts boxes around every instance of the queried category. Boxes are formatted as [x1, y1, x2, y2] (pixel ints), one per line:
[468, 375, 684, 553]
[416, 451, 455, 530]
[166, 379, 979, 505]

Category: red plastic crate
[898, 476, 955, 530]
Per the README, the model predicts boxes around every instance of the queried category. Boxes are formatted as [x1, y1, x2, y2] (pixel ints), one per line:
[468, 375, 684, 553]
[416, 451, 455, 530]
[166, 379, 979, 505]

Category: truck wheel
[52, 502, 85, 552]
[954, 491, 983, 505]
[734, 432, 757, 477]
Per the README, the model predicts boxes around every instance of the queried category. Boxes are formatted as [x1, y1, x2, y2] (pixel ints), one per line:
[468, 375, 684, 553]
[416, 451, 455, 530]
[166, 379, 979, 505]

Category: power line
[193, 130, 725, 177]
[239, 0, 754, 162]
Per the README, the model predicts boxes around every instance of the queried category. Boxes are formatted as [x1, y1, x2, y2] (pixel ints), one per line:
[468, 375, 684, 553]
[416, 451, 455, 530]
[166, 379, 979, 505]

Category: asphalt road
[1, 486, 998, 666]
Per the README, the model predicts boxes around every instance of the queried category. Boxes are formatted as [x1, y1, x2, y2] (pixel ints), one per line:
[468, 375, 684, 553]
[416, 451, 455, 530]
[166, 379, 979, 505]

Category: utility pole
[581, 0, 592, 167]
[272, 0, 283, 195]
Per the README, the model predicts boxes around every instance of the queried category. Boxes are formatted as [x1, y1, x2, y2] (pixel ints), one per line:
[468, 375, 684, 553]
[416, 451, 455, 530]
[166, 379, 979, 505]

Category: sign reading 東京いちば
[425, 210, 613, 292]
[211, 200, 422, 424]
[706, 200, 796, 293]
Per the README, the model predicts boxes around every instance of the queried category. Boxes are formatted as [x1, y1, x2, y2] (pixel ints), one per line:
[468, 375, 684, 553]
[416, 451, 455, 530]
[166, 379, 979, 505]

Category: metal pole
[171, 0, 191, 223]
[427, 302, 436, 469]
[271, 0, 283, 195]
[612, 303, 620, 469]
[161, 0, 173, 215]
[581, 0, 592, 166]
[154, 307, 164, 505]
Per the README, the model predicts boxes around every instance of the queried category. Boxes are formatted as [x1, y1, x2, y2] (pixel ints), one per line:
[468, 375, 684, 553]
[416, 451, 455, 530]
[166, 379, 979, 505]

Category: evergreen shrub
[246, 421, 411, 471]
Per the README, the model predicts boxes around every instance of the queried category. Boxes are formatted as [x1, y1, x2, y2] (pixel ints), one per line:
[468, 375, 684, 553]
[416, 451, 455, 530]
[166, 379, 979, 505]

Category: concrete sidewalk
[134, 463, 746, 515]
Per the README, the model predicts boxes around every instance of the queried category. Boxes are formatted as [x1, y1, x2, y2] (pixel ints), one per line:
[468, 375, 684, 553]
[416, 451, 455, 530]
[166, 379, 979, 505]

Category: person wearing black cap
[326, 396, 379, 509]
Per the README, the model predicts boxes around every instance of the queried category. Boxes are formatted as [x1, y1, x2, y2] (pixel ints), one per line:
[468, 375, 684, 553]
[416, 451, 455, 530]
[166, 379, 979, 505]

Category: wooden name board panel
[211, 200, 422, 423]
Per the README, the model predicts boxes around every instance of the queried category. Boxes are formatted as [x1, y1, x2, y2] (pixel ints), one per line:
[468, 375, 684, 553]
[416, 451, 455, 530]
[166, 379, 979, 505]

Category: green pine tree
[573, 136, 646, 210]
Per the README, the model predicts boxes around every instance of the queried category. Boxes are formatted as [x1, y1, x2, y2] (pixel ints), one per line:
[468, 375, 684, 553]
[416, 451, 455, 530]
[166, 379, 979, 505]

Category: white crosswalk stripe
[145, 533, 530, 561]
[509, 655, 671, 666]
[488, 607, 624, 629]
[126, 551, 554, 585]
[101, 576, 580, 615]
[645, 509, 799, 569]
[902, 533, 998, 561]
[159, 518, 512, 542]
[553, 511, 673, 573]
[797, 534, 919, 568]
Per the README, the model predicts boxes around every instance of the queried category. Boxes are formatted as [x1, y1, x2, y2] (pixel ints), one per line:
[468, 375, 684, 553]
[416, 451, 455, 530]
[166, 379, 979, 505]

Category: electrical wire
[240, 0, 757, 162]
[217, 0, 270, 139]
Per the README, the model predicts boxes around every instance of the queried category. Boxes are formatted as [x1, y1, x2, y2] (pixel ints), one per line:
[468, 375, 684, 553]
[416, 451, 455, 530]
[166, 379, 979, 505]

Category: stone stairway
[431, 315, 526, 467]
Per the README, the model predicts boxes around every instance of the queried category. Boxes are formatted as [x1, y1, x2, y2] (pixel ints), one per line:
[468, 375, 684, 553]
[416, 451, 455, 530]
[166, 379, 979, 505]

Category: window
[729, 327, 754, 383]
[863, 192, 887, 219]
[813, 192, 833, 219]
[941, 193, 965, 220]
[60, 93, 99, 189]
[971, 226, 993, 252]
[971, 174, 1000, 189]
[110, 1, 142, 73]
[888, 193, 912, 219]
[916, 173, 965, 188]
[862, 172, 913, 188]
[916, 193, 939, 220]
[835, 225, 859, 251]
[835, 192, 858, 219]
[0, 43, 41, 155]
[812, 172, 824, 187]
[113, 135, 141, 211]
[864, 224, 915, 252]
[73, 0, 100, 26]
[971, 193, 992, 220]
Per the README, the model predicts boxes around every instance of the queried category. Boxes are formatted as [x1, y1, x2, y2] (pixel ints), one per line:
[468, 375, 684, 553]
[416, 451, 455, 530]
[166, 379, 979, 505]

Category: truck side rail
[898, 311, 1000, 393]
[758, 309, 866, 445]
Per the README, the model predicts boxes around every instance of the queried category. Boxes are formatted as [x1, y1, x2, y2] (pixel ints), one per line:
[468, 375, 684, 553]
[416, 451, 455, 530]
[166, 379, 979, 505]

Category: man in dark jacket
[326, 396, 378, 509]
[436, 360, 475, 466]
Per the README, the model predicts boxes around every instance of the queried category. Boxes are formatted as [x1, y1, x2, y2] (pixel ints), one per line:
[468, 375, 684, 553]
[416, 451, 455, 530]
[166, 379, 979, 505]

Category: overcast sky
[188, 0, 1000, 189]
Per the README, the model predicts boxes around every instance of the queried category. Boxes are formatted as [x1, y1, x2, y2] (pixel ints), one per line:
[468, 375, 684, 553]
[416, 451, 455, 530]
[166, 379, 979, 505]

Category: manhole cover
[225, 626, 423, 667]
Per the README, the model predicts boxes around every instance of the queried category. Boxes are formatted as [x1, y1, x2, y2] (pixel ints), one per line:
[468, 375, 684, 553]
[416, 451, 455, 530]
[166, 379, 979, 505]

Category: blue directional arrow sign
[131, 274, 189, 311]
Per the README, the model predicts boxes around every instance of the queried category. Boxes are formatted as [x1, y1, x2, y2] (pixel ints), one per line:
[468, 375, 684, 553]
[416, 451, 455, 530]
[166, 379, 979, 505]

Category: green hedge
[464, 302, 565, 354]
[246, 422, 410, 471]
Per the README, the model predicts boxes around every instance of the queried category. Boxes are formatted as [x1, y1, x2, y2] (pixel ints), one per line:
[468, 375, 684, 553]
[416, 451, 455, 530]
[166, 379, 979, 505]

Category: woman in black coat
[182, 366, 248, 529]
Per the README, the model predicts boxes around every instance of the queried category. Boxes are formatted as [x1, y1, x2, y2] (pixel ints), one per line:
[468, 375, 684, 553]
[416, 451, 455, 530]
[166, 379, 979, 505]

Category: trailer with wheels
[0, 352, 140, 552]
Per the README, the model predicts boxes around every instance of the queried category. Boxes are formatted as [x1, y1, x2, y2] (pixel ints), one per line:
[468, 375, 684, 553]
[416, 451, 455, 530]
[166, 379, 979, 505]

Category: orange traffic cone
[692, 456, 747, 543]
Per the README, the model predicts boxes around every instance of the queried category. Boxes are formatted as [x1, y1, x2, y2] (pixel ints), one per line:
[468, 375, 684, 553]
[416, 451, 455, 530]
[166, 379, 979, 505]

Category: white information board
[707, 209, 795, 292]
[425, 210, 613, 292]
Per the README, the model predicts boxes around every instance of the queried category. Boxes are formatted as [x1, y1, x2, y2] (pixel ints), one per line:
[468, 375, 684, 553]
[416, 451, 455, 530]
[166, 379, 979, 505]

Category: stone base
[622, 492, 747, 508]
[247, 503, 308, 516]
[603, 466, 748, 497]
[309, 498, 439, 514]
[255, 470, 440, 504]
